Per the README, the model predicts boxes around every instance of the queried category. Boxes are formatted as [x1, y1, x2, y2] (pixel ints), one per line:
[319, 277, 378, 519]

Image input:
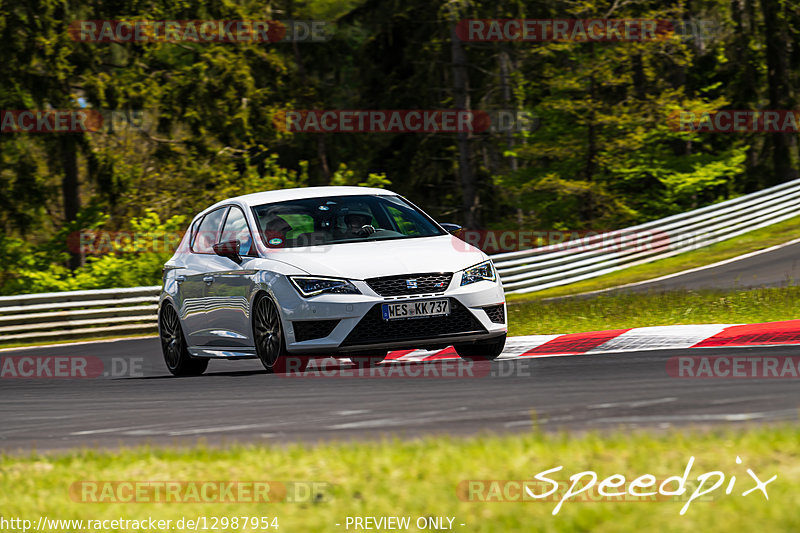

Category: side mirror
[440, 223, 462, 235]
[213, 240, 242, 264]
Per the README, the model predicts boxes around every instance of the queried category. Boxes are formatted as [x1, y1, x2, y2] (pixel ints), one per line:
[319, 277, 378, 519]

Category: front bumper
[274, 276, 507, 355]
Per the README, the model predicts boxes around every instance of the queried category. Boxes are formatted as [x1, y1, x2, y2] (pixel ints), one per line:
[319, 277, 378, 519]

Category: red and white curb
[4, 320, 798, 362]
[381, 319, 800, 363]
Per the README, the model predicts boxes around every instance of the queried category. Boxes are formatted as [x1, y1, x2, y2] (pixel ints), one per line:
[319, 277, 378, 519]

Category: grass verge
[505, 214, 800, 301]
[2, 426, 798, 532]
[507, 286, 800, 336]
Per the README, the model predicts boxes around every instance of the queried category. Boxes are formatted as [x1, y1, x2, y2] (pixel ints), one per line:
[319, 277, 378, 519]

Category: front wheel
[253, 294, 310, 374]
[159, 303, 209, 376]
[454, 335, 506, 361]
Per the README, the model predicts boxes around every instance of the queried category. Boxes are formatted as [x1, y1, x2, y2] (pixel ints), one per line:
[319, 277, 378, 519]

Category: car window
[220, 206, 254, 256]
[385, 205, 422, 235]
[189, 216, 202, 250]
[192, 207, 227, 254]
[252, 195, 444, 248]
[281, 213, 315, 240]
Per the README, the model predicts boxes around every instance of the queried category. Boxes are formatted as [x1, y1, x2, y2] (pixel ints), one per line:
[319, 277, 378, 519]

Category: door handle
[203, 276, 214, 283]
[175, 275, 186, 283]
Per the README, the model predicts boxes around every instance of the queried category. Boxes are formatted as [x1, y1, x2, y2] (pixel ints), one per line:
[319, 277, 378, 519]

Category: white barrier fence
[493, 178, 800, 293]
[0, 286, 160, 344]
[1, 178, 799, 343]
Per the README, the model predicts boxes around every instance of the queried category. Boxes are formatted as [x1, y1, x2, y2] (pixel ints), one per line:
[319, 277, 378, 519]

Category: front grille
[292, 320, 340, 342]
[365, 272, 453, 296]
[341, 299, 485, 346]
[483, 304, 505, 324]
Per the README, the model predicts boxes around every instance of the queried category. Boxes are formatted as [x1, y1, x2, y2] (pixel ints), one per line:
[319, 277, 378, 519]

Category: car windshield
[252, 194, 445, 249]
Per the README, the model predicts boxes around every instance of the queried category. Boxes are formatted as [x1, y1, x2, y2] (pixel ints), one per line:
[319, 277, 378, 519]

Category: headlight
[289, 276, 361, 297]
[461, 260, 496, 286]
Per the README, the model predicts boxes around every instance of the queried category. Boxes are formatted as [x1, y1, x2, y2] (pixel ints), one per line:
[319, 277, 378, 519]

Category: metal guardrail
[492, 178, 800, 294]
[1, 178, 799, 343]
[0, 286, 160, 344]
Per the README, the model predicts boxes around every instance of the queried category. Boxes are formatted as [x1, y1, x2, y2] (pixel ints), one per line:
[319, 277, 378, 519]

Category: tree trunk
[731, 0, 761, 191]
[450, 23, 478, 228]
[760, 0, 796, 184]
[582, 44, 597, 224]
[317, 136, 331, 183]
[498, 49, 517, 172]
[60, 135, 81, 270]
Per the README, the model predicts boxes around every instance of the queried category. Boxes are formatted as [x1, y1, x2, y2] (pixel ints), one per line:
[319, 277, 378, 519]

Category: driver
[338, 207, 376, 238]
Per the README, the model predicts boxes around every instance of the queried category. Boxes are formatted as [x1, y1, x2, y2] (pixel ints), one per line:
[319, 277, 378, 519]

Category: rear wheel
[253, 294, 310, 373]
[349, 351, 388, 368]
[159, 303, 209, 376]
[454, 335, 506, 361]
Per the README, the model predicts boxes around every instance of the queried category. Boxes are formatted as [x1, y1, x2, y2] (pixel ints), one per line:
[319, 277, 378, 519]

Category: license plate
[381, 299, 450, 321]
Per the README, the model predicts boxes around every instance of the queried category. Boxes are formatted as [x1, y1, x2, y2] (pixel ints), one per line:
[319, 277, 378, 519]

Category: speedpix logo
[459, 456, 776, 516]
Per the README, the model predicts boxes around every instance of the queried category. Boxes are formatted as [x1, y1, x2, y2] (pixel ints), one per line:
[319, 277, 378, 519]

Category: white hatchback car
[158, 186, 507, 375]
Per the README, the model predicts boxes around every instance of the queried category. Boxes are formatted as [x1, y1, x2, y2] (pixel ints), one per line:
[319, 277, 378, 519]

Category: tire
[253, 294, 310, 374]
[454, 334, 506, 361]
[159, 303, 209, 376]
[349, 351, 388, 368]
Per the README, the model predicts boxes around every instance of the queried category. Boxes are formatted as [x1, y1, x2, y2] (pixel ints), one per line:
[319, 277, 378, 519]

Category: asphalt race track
[616, 240, 800, 292]
[1, 337, 799, 451]
[3, 240, 800, 451]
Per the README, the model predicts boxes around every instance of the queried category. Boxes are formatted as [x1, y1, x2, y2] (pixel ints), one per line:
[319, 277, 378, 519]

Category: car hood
[263, 235, 488, 279]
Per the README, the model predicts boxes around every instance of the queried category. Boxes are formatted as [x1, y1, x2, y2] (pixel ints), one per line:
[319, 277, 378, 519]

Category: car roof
[205, 186, 399, 212]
